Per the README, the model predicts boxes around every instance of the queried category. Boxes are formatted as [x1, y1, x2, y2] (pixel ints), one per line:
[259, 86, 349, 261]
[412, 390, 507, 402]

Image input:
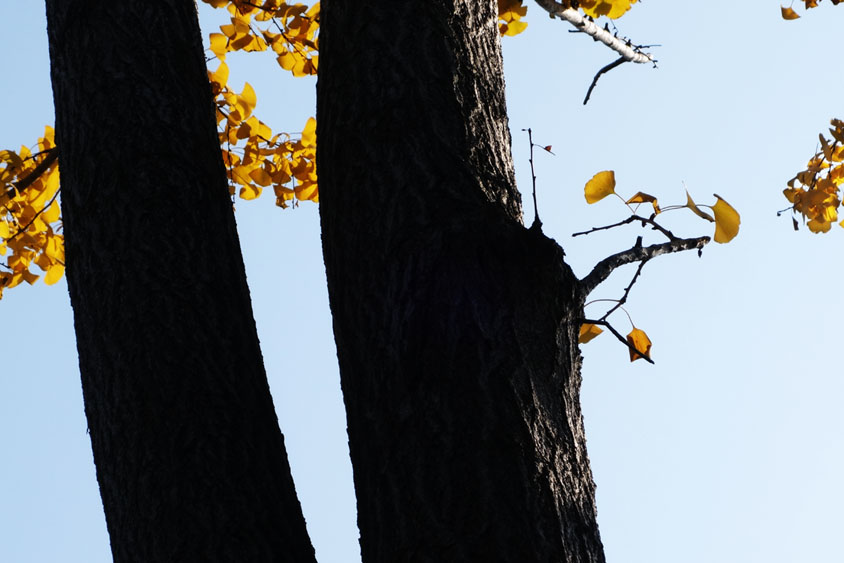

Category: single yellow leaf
[578, 323, 603, 344]
[626, 191, 661, 214]
[209, 33, 229, 59]
[781, 6, 801, 19]
[685, 190, 714, 222]
[248, 167, 272, 186]
[0, 221, 10, 239]
[584, 170, 616, 204]
[41, 198, 60, 224]
[502, 20, 528, 36]
[238, 82, 257, 118]
[626, 327, 652, 362]
[44, 263, 64, 285]
[581, 0, 637, 19]
[301, 117, 316, 148]
[239, 183, 262, 200]
[210, 62, 229, 88]
[712, 194, 740, 243]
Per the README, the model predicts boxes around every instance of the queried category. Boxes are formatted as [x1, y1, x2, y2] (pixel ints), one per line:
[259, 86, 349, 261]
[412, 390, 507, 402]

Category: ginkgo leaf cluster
[203, 0, 319, 78]
[583, 169, 741, 243]
[784, 119, 844, 233]
[781, 0, 842, 20]
[0, 127, 64, 298]
[577, 169, 739, 362]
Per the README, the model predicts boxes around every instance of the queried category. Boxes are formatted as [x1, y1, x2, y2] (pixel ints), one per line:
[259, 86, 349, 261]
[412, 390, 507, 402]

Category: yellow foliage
[584, 170, 616, 203]
[498, 0, 529, 36]
[579, 0, 638, 19]
[626, 191, 660, 215]
[0, 126, 64, 298]
[712, 195, 740, 243]
[785, 118, 844, 233]
[578, 323, 603, 344]
[626, 327, 652, 362]
[781, 0, 843, 19]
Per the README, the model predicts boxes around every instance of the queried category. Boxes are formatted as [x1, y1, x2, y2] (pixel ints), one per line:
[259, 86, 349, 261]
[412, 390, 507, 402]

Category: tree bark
[317, 1, 604, 562]
[45, 2, 315, 561]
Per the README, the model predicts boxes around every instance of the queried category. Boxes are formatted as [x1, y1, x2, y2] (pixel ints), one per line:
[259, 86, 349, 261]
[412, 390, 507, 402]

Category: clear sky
[2, 2, 842, 562]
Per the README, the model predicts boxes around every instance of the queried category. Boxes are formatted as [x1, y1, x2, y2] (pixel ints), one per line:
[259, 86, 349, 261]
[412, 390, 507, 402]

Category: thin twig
[583, 56, 626, 105]
[572, 213, 677, 241]
[523, 128, 541, 229]
[7, 189, 61, 243]
[599, 258, 648, 321]
[581, 317, 655, 364]
[579, 236, 709, 297]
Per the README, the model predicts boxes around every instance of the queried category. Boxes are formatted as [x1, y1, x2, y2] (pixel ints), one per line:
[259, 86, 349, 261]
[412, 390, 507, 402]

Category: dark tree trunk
[45, 2, 315, 561]
[317, 1, 604, 562]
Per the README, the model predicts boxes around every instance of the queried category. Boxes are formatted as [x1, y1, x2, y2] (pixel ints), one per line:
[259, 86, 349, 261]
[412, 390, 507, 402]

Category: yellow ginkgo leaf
[44, 263, 64, 286]
[502, 21, 528, 36]
[584, 170, 616, 204]
[0, 221, 10, 239]
[239, 183, 262, 200]
[685, 190, 714, 222]
[301, 117, 316, 148]
[712, 194, 740, 243]
[626, 327, 652, 362]
[781, 6, 801, 19]
[580, 0, 637, 19]
[238, 82, 257, 118]
[578, 323, 603, 344]
[626, 191, 661, 214]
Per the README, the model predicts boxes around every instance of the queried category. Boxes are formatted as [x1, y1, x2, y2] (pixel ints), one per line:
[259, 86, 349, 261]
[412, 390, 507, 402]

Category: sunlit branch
[533, 1, 655, 64]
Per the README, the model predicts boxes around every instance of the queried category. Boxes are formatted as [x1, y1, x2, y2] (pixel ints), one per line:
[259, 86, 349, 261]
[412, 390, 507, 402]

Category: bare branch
[599, 258, 647, 321]
[533, 1, 655, 64]
[581, 318, 655, 364]
[572, 213, 677, 241]
[583, 56, 626, 105]
[579, 236, 709, 297]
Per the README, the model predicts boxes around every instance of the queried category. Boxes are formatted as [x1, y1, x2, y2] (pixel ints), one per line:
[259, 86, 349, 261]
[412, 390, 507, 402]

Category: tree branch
[572, 213, 677, 241]
[533, 1, 655, 64]
[599, 257, 647, 321]
[579, 236, 709, 297]
[583, 56, 626, 105]
[581, 318, 655, 364]
[4, 147, 59, 200]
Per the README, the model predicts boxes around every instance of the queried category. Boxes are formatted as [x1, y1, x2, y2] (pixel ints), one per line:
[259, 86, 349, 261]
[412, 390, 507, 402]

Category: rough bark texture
[45, 2, 315, 561]
[317, 1, 604, 562]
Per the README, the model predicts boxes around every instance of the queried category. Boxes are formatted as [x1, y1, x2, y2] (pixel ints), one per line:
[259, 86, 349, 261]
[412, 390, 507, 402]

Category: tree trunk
[45, 2, 315, 561]
[317, 1, 604, 562]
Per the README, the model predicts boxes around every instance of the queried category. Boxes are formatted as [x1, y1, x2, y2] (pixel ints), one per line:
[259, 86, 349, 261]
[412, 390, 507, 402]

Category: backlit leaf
[781, 6, 801, 19]
[712, 194, 740, 243]
[578, 323, 603, 344]
[685, 191, 714, 222]
[44, 263, 64, 286]
[626, 191, 661, 214]
[626, 327, 652, 362]
[584, 170, 616, 204]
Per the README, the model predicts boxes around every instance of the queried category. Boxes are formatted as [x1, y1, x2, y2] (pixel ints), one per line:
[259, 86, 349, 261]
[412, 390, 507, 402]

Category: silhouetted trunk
[45, 2, 315, 561]
[317, 1, 604, 562]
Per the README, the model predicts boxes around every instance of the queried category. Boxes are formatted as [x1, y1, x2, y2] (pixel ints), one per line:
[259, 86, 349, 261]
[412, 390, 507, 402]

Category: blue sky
[2, 2, 843, 562]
